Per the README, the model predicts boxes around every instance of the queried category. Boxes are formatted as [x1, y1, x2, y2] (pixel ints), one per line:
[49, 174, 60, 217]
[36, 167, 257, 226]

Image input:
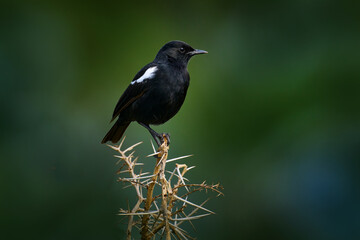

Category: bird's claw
[162, 133, 170, 145]
[155, 133, 170, 146]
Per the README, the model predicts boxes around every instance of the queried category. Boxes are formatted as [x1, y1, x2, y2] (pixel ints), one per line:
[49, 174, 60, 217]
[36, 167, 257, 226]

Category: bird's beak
[189, 49, 208, 56]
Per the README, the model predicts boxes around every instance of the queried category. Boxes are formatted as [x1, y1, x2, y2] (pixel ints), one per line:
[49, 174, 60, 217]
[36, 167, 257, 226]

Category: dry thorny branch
[107, 135, 223, 240]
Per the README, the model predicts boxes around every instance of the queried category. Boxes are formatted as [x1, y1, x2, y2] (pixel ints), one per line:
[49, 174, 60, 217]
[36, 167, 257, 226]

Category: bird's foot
[161, 133, 170, 145]
[155, 133, 170, 146]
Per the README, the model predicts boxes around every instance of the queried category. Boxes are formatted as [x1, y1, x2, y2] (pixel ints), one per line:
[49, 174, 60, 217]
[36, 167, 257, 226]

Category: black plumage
[101, 40, 207, 146]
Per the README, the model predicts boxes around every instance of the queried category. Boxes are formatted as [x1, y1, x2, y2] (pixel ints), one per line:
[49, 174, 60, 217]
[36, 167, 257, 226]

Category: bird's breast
[132, 68, 189, 125]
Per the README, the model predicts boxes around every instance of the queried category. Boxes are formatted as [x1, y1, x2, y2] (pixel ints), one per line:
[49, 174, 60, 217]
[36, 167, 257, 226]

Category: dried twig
[108, 136, 223, 240]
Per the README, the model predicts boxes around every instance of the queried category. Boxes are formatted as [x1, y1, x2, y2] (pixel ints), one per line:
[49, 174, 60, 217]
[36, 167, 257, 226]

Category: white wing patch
[131, 66, 158, 85]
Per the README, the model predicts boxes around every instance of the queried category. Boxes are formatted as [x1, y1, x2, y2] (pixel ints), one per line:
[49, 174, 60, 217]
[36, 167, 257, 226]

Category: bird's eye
[179, 47, 185, 53]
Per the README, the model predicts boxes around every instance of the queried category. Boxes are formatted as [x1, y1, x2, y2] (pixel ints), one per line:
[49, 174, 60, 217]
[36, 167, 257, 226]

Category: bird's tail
[101, 122, 130, 144]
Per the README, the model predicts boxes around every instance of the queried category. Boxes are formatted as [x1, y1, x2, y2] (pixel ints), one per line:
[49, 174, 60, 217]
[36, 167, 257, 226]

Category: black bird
[101, 40, 207, 146]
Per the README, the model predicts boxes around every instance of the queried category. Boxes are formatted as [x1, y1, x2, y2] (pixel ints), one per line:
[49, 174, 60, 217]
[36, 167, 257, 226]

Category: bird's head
[155, 40, 207, 66]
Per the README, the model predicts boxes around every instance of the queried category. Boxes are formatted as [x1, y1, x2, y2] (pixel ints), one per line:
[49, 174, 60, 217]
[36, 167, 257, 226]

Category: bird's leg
[139, 122, 162, 146]
[138, 122, 170, 146]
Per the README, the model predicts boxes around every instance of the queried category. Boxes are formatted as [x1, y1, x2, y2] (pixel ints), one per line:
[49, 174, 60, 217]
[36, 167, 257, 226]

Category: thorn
[173, 195, 215, 214]
[147, 152, 160, 157]
[183, 196, 188, 207]
[124, 141, 143, 153]
[187, 166, 196, 171]
[167, 168, 177, 183]
[106, 144, 119, 151]
[177, 199, 211, 227]
[170, 213, 212, 221]
[181, 211, 197, 232]
[138, 172, 151, 176]
[176, 167, 189, 192]
[119, 174, 156, 181]
[128, 150, 136, 158]
[119, 136, 126, 149]
[153, 200, 159, 211]
[133, 156, 139, 165]
[150, 139, 156, 153]
[118, 210, 159, 216]
[165, 171, 189, 182]
[166, 154, 193, 163]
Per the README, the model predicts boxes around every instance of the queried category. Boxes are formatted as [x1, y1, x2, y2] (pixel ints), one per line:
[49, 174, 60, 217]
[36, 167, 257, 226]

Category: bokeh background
[1, 0, 359, 239]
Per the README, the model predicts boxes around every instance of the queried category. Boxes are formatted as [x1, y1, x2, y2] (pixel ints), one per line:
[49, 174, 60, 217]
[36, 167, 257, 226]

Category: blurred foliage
[1, 0, 359, 239]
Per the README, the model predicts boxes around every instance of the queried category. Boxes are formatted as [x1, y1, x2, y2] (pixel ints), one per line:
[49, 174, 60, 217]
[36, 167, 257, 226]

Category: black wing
[111, 62, 157, 122]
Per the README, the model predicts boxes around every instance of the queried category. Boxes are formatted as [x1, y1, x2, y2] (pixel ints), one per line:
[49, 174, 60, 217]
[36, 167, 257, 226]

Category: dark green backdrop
[1, 1, 359, 239]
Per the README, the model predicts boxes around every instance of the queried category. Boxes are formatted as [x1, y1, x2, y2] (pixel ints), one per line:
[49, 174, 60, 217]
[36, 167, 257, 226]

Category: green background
[1, 1, 359, 239]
